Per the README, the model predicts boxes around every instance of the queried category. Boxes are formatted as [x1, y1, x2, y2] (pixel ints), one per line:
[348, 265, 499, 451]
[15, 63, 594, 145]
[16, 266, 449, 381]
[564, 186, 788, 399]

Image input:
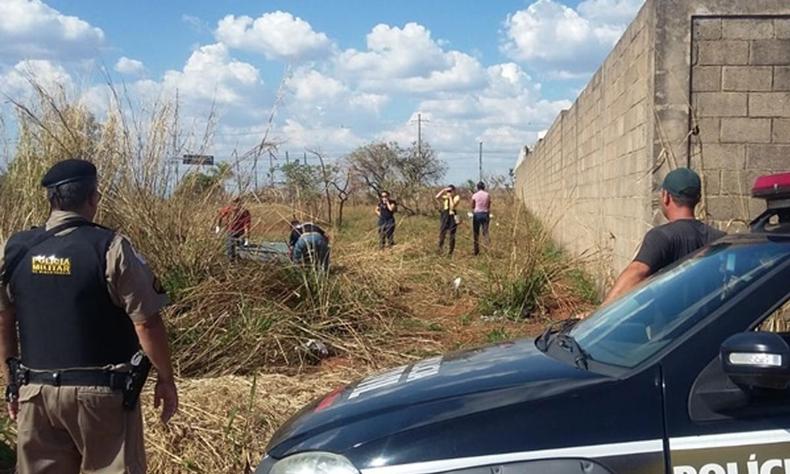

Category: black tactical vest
[4, 222, 139, 370]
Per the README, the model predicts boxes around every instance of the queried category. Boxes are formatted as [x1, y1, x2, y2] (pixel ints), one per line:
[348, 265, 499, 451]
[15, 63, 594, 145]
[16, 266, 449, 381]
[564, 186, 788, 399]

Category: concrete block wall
[515, 1, 655, 284]
[515, 0, 790, 283]
[690, 16, 790, 230]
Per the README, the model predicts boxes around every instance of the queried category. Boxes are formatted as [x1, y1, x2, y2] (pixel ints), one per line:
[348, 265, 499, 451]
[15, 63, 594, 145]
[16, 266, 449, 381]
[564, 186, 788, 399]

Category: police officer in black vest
[0, 159, 178, 473]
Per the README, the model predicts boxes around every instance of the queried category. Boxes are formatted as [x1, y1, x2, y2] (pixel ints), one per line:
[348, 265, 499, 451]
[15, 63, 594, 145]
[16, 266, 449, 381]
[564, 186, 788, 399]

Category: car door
[661, 259, 790, 474]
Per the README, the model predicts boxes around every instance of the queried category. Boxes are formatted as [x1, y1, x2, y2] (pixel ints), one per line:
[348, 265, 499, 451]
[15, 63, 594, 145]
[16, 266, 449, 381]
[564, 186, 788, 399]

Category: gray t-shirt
[634, 219, 726, 274]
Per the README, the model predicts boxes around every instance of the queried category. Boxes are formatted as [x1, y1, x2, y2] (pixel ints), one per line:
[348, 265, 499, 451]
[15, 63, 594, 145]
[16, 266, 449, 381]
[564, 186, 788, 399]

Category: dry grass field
[0, 90, 598, 473]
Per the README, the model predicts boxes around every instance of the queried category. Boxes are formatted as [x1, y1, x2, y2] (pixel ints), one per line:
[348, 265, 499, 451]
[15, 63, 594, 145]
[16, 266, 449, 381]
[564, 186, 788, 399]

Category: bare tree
[331, 168, 353, 227]
[307, 149, 335, 224]
[398, 141, 446, 213]
[347, 142, 400, 195]
[347, 141, 446, 214]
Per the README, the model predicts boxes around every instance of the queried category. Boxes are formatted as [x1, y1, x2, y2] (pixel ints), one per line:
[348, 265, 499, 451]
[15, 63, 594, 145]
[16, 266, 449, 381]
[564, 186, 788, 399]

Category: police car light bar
[752, 172, 790, 211]
[752, 172, 790, 199]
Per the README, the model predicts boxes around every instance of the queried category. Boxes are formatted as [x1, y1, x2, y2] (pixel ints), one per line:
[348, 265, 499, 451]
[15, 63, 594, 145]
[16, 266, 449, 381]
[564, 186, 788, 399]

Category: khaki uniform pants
[16, 384, 145, 474]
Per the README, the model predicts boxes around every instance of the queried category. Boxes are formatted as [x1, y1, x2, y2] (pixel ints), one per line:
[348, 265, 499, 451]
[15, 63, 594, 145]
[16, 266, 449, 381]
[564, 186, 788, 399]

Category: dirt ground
[0, 201, 596, 473]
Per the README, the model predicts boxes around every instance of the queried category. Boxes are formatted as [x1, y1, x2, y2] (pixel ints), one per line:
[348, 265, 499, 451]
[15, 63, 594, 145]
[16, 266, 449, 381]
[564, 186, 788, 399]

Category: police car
[256, 173, 790, 474]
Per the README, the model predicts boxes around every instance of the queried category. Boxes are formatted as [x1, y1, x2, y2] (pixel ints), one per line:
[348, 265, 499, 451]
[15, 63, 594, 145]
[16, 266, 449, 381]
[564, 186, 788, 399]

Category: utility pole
[173, 89, 180, 187]
[303, 151, 307, 165]
[417, 113, 422, 158]
[253, 159, 258, 190]
[285, 150, 290, 164]
[268, 150, 275, 186]
[479, 142, 483, 182]
[232, 148, 242, 194]
[411, 113, 430, 158]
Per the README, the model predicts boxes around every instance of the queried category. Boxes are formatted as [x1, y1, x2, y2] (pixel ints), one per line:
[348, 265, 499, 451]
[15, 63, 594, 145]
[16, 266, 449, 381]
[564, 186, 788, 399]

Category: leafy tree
[174, 163, 234, 199]
[281, 161, 322, 205]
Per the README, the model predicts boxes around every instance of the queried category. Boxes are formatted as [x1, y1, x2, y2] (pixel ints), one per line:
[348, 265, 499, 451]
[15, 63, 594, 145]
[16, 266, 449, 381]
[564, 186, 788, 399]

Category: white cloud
[0, 0, 104, 61]
[161, 43, 262, 105]
[338, 23, 447, 79]
[501, 0, 642, 76]
[376, 61, 569, 176]
[0, 59, 74, 97]
[280, 118, 365, 151]
[114, 56, 145, 76]
[336, 22, 486, 94]
[280, 68, 390, 140]
[288, 69, 345, 103]
[216, 11, 332, 61]
[577, 0, 645, 25]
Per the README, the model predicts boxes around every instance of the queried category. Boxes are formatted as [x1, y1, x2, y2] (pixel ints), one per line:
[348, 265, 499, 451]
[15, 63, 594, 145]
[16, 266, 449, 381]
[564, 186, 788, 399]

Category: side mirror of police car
[721, 332, 790, 390]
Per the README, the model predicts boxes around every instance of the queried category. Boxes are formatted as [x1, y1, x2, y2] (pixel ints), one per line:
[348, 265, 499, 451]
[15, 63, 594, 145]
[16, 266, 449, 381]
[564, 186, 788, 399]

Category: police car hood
[266, 337, 606, 458]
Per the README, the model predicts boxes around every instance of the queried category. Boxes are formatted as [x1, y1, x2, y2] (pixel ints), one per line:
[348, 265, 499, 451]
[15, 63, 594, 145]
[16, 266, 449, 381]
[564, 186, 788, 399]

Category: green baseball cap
[662, 168, 701, 199]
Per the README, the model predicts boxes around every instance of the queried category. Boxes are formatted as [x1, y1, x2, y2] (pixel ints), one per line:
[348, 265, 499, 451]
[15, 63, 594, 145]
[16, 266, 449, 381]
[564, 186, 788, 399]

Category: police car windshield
[568, 239, 790, 369]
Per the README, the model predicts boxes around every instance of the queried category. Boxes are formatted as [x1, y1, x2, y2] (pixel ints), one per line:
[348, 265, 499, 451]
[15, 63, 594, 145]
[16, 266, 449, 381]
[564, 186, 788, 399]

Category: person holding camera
[375, 191, 397, 249]
[436, 185, 461, 256]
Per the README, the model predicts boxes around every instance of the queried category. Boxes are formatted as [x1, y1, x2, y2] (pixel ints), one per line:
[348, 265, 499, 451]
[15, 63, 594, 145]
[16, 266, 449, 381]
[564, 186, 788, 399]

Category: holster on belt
[4, 357, 21, 403]
[5, 352, 151, 411]
[122, 351, 151, 411]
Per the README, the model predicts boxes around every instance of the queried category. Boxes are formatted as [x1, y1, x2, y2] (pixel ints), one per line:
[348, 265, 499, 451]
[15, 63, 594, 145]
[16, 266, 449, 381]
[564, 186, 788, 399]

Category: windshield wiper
[555, 333, 591, 370]
[536, 318, 580, 352]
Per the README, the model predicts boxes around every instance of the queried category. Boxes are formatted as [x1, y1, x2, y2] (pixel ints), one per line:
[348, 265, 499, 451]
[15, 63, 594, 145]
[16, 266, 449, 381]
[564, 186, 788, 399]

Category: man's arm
[242, 210, 252, 239]
[107, 236, 178, 423]
[601, 228, 666, 306]
[0, 309, 16, 378]
[0, 308, 18, 420]
[292, 239, 305, 261]
[216, 208, 226, 227]
[435, 188, 448, 200]
[134, 314, 177, 423]
[601, 261, 652, 306]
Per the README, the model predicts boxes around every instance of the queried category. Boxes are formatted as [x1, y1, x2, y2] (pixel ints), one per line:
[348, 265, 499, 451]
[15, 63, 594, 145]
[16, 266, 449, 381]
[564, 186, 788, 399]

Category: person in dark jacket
[0, 159, 178, 473]
[375, 191, 397, 249]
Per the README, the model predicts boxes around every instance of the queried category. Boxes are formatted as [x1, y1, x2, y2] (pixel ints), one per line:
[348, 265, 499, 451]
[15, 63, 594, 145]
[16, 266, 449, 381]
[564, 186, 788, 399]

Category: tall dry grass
[0, 84, 409, 378]
[0, 84, 597, 473]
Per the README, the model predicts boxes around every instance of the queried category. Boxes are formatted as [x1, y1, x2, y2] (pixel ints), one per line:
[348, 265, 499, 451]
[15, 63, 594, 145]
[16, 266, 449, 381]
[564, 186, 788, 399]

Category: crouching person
[289, 221, 330, 271]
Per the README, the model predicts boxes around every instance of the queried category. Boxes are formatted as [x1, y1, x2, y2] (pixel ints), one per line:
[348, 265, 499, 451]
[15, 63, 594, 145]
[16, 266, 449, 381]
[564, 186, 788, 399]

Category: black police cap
[40, 159, 97, 188]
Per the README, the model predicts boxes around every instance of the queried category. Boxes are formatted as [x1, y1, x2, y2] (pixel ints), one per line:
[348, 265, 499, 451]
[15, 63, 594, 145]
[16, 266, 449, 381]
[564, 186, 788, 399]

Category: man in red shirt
[216, 197, 251, 260]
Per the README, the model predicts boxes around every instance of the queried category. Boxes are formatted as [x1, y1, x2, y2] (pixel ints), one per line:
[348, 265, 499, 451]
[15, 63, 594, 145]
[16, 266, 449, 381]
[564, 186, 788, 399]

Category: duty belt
[22, 369, 128, 389]
[7, 352, 151, 410]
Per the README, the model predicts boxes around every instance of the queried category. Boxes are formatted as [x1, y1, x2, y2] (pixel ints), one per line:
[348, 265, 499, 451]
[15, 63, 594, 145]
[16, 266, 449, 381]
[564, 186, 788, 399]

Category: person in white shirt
[470, 182, 491, 256]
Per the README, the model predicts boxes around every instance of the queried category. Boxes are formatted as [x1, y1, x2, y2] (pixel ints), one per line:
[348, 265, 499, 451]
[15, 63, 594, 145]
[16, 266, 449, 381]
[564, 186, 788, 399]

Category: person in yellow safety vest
[435, 185, 461, 256]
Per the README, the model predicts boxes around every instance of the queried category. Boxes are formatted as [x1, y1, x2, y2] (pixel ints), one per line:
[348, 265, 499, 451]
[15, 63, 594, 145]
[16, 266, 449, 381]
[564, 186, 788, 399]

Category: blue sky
[0, 0, 645, 183]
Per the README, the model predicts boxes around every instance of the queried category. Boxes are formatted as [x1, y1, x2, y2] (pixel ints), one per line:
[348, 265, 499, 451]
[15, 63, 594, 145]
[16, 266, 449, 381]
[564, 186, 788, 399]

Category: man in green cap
[601, 167, 726, 305]
[0, 159, 178, 473]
